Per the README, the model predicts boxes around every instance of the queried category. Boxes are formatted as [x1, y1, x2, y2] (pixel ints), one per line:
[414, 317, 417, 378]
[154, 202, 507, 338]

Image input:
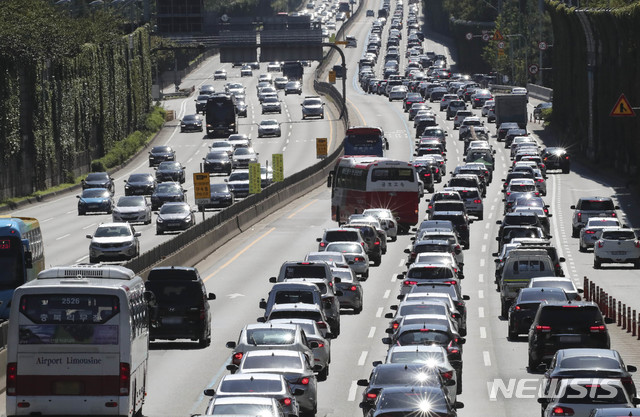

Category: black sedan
[541, 147, 570, 174]
[180, 114, 203, 132]
[508, 287, 568, 340]
[148, 145, 176, 167]
[150, 182, 186, 211]
[363, 385, 462, 417]
[156, 202, 196, 234]
[81, 172, 115, 194]
[195, 94, 210, 114]
[357, 363, 455, 415]
[198, 184, 235, 211]
[203, 151, 232, 175]
[155, 161, 185, 183]
[124, 173, 156, 196]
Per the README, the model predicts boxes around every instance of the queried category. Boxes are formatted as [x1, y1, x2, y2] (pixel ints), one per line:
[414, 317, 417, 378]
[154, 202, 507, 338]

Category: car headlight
[157, 217, 164, 223]
[182, 216, 192, 223]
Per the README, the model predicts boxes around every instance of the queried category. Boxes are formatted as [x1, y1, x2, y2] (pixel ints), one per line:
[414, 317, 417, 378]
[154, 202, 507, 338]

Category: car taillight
[233, 352, 244, 365]
[447, 341, 459, 354]
[350, 285, 357, 291]
[434, 168, 439, 173]
[535, 192, 540, 196]
[535, 325, 551, 333]
[589, 325, 606, 332]
[611, 212, 617, 217]
[635, 241, 640, 248]
[316, 342, 325, 348]
[506, 192, 511, 196]
[316, 321, 328, 329]
[393, 322, 400, 329]
[354, 256, 365, 262]
[622, 376, 634, 386]
[320, 242, 326, 247]
[444, 280, 457, 285]
[585, 230, 595, 234]
[403, 280, 418, 286]
[280, 398, 293, 407]
[597, 241, 604, 248]
[473, 199, 482, 203]
[428, 204, 433, 210]
[7, 362, 17, 396]
[577, 213, 582, 221]
[551, 406, 574, 416]
[544, 208, 549, 214]
[361, 242, 365, 247]
[374, 239, 380, 246]
[441, 371, 453, 380]
[537, 179, 544, 182]
[366, 392, 378, 399]
[119, 362, 130, 395]
[299, 377, 310, 385]
[514, 305, 521, 311]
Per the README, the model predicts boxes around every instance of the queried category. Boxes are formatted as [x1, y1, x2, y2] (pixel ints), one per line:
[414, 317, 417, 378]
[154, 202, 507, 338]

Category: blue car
[77, 188, 114, 215]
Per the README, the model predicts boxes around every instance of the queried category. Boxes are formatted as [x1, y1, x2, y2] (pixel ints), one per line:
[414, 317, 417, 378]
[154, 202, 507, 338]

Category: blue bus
[343, 126, 389, 157]
[0, 216, 45, 319]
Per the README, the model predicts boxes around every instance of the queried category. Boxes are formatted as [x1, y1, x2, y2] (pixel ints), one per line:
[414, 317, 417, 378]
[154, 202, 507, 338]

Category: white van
[499, 250, 555, 317]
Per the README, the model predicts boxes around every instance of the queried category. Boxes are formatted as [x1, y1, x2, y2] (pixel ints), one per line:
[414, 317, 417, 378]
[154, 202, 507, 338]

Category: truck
[494, 94, 528, 129]
[205, 93, 237, 138]
[282, 61, 304, 82]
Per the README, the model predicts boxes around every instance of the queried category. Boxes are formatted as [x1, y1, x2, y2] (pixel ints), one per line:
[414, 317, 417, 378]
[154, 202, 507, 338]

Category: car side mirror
[385, 328, 394, 334]
[454, 401, 465, 409]
[226, 364, 239, 372]
[381, 337, 392, 345]
[537, 398, 549, 404]
[558, 257, 566, 263]
[615, 205, 620, 209]
[463, 295, 470, 300]
[404, 248, 410, 254]
[225, 341, 236, 349]
[207, 293, 216, 300]
[357, 379, 369, 386]
[269, 277, 277, 283]
[134, 232, 142, 237]
[397, 274, 405, 279]
[308, 341, 320, 349]
[633, 398, 640, 405]
[259, 299, 267, 309]
[312, 364, 323, 372]
[256, 317, 266, 323]
[316, 237, 322, 242]
[203, 388, 215, 396]
[570, 205, 576, 209]
[384, 313, 394, 319]
[627, 365, 638, 372]
[390, 304, 398, 311]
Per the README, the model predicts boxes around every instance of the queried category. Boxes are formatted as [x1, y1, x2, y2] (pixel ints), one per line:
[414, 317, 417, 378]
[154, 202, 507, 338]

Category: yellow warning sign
[498, 48, 505, 56]
[316, 138, 328, 159]
[249, 163, 262, 194]
[193, 172, 211, 206]
[493, 30, 504, 41]
[272, 154, 284, 182]
[610, 93, 635, 117]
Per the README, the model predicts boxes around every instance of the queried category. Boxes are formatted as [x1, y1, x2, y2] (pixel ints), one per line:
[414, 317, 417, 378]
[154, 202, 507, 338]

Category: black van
[145, 266, 216, 347]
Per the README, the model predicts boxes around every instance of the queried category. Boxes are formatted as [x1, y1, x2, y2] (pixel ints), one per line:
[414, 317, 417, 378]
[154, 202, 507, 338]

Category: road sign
[528, 64, 539, 75]
[465, 32, 473, 41]
[610, 94, 636, 117]
[193, 173, 211, 206]
[538, 41, 547, 51]
[493, 30, 504, 41]
[249, 163, 262, 194]
[497, 41, 505, 49]
[328, 70, 336, 83]
[482, 33, 490, 42]
[272, 153, 284, 182]
[498, 48, 505, 56]
[316, 137, 328, 159]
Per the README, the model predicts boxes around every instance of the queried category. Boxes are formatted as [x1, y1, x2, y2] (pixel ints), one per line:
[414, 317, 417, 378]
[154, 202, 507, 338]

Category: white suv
[593, 227, 640, 269]
[86, 222, 140, 263]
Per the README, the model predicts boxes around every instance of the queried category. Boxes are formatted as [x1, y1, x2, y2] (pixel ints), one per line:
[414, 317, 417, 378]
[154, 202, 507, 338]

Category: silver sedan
[332, 266, 363, 313]
[324, 241, 370, 279]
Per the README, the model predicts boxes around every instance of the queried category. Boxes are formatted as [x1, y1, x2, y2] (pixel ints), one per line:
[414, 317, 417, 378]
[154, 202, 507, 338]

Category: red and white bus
[328, 156, 420, 233]
[7, 264, 149, 417]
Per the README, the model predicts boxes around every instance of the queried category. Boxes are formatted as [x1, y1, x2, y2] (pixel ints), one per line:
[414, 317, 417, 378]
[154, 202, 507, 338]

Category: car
[145, 266, 215, 346]
[257, 119, 281, 137]
[267, 61, 281, 72]
[384, 344, 458, 391]
[203, 373, 300, 416]
[453, 109, 474, 129]
[154, 161, 185, 184]
[538, 378, 639, 417]
[430, 211, 471, 249]
[148, 145, 176, 167]
[156, 202, 195, 234]
[366, 9, 375, 16]
[209, 140, 234, 156]
[331, 265, 363, 313]
[81, 172, 115, 194]
[362, 385, 463, 417]
[511, 86, 528, 99]
[225, 82, 245, 96]
[198, 183, 234, 211]
[594, 227, 640, 268]
[261, 96, 282, 114]
[440, 94, 459, 112]
[227, 133, 251, 149]
[240, 65, 252, 77]
[579, 217, 622, 252]
[257, 86, 277, 103]
[124, 173, 156, 196]
[273, 76, 288, 89]
[497, 122, 521, 141]
[112, 195, 152, 224]
[534, 101, 552, 119]
[229, 350, 319, 415]
[571, 197, 619, 237]
[260, 165, 273, 188]
[225, 169, 250, 198]
[284, 81, 302, 95]
[150, 182, 186, 211]
[234, 98, 247, 117]
[362, 208, 398, 241]
[202, 396, 287, 416]
[470, 88, 492, 108]
[180, 114, 203, 132]
[325, 241, 370, 279]
[446, 100, 467, 120]
[199, 84, 215, 95]
[541, 146, 571, 173]
[194, 94, 210, 114]
[542, 348, 638, 399]
[301, 96, 325, 119]
[443, 186, 484, 220]
[396, 262, 460, 295]
[481, 99, 495, 116]
[213, 69, 227, 80]
[86, 222, 140, 263]
[203, 151, 232, 175]
[388, 85, 408, 101]
[231, 147, 259, 169]
[527, 301, 613, 369]
[76, 188, 113, 215]
[507, 287, 569, 340]
[403, 92, 424, 112]
[357, 364, 457, 414]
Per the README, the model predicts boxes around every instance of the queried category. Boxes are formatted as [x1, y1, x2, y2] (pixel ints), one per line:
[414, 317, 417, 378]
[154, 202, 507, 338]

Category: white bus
[6, 264, 149, 417]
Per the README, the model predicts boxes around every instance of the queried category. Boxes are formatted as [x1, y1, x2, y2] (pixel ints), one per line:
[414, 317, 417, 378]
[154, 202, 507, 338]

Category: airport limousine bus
[327, 156, 420, 233]
[0, 216, 45, 319]
[6, 264, 149, 417]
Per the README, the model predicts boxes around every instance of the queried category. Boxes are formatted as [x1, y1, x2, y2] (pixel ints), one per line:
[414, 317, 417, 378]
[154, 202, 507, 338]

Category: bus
[7, 264, 149, 417]
[282, 61, 304, 82]
[327, 156, 420, 233]
[206, 93, 238, 138]
[343, 126, 389, 157]
[0, 216, 45, 320]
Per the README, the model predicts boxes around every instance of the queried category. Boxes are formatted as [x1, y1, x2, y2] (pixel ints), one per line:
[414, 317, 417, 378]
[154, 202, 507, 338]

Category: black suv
[145, 266, 216, 347]
[541, 147, 570, 174]
[508, 287, 568, 340]
[343, 223, 383, 265]
[430, 211, 471, 249]
[527, 301, 613, 369]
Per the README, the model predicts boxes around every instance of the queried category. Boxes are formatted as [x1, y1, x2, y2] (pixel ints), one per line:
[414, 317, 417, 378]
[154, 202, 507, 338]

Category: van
[346, 35, 357, 47]
[145, 266, 216, 346]
[499, 252, 555, 317]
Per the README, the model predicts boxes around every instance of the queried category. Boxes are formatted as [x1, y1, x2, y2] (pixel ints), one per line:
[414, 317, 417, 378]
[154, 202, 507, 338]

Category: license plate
[611, 251, 627, 255]
[162, 317, 182, 325]
[559, 335, 581, 343]
[53, 381, 83, 395]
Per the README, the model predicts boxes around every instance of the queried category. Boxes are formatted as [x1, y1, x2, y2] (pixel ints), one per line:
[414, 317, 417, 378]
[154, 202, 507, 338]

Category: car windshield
[558, 384, 627, 404]
[229, 172, 249, 181]
[129, 174, 152, 182]
[156, 183, 181, 193]
[538, 306, 601, 326]
[86, 173, 108, 181]
[415, 244, 448, 254]
[210, 184, 230, 193]
[234, 148, 255, 156]
[261, 120, 278, 126]
[206, 152, 228, 160]
[152, 146, 171, 153]
[117, 197, 145, 207]
[219, 378, 282, 394]
[245, 328, 296, 345]
[372, 366, 438, 385]
[183, 115, 198, 122]
[398, 330, 451, 345]
[602, 230, 636, 240]
[211, 141, 232, 149]
[530, 280, 574, 291]
[94, 226, 131, 238]
[558, 356, 622, 370]
[304, 99, 322, 106]
[81, 189, 110, 198]
[519, 290, 567, 302]
[283, 265, 326, 279]
[197, 95, 210, 101]
[263, 97, 278, 104]
[159, 204, 189, 214]
[211, 404, 276, 415]
[158, 162, 180, 170]
[389, 351, 445, 365]
[399, 304, 448, 317]
[242, 355, 303, 371]
[378, 389, 447, 410]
